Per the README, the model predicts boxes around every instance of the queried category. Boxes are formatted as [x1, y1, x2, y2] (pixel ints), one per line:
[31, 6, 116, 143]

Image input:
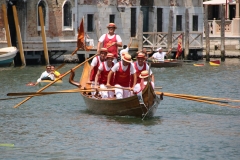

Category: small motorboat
[0, 47, 18, 66]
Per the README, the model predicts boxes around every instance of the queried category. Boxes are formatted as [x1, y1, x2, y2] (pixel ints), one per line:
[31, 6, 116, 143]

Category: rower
[87, 48, 108, 86]
[94, 53, 115, 99]
[133, 70, 155, 94]
[106, 53, 137, 99]
[130, 52, 154, 88]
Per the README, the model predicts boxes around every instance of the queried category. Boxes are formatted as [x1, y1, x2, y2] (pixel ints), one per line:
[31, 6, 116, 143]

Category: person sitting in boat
[36, 65, 53, 83]
[130, 52, 154, 88]
[133, 70, 155, 94]
[106, 53, 137, 99]
[149, 47, 172, 62]
[97, 23, 122, 63]
[94, 53, 115, 99]
[87, 48, 108, 85]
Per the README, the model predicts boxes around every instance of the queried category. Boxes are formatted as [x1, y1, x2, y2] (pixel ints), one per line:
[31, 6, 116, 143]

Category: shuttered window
[176, 15, 182, 31]
[87, 14, 93, 32]
[63, 1, 72, 27]
[157, 8, 162, 32]
[131, 8, 136, 37]
[109, 15, 115, 23]
[192, 15, 198, 31]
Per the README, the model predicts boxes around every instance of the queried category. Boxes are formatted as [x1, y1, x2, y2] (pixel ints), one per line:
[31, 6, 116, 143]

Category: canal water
[0, 59, 240, 159]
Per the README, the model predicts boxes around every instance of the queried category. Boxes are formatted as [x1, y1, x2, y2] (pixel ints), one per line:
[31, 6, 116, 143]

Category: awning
[203, 0, 236, 5]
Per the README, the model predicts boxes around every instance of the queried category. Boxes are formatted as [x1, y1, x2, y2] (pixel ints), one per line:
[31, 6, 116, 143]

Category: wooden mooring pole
[204, 5, 210, 61]
[38, 6, 50, 65]
[184, 8, 189, 60]
[167, 9, 173, 59]
[220, 5, 225, 62]
[2, 4, 11, 46]
[13, 5, 26, 66]
[137, 10, 143, 52]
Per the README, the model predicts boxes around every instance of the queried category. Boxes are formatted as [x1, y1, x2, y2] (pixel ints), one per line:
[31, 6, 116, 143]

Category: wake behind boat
[0, 47, 18, 66]
[69, 62, 161, 119]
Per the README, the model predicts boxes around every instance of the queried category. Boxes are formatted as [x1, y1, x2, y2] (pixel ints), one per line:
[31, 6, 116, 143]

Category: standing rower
[97, 23, 122, 63]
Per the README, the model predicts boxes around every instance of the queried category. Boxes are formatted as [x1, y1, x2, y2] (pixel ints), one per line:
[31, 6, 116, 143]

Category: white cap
[156, 47, 162, 51]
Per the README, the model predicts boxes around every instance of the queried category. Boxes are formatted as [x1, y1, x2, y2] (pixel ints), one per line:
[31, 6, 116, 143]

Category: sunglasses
[47, 68, 51, 69]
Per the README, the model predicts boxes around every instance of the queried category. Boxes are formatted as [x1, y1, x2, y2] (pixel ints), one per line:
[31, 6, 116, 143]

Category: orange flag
[77, 18, 93, 51]
[175, 34, 182, 59]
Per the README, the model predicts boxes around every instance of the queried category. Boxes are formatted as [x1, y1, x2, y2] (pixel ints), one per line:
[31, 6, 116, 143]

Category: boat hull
[151, 60, 183, 68]
[0, 47, 18, 66]
[77, 62, 161, 118]
[81, 84, 160, 118]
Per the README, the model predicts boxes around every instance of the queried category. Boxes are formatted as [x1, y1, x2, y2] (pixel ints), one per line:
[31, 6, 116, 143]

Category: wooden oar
[13, 54, 98, 108]
[7, 88, 93, 96]
[155, 91, 239, 109]
[163, 92, 240, 103]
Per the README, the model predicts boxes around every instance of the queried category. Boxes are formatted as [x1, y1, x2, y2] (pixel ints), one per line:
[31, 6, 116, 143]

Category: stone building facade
[0, 0, 204, 63]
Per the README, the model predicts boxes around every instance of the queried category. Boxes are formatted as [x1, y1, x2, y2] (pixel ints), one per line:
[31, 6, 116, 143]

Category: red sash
[90, 56, 100, 81]
[103, 34, 118, 58]
[114, 62, 131, 87]
[99, 62, 114, 85]
[130, 62, 146, 87]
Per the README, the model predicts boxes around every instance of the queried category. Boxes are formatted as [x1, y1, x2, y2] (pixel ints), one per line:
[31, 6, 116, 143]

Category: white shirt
[99, 34, 122, 42]
[119, 47, 129, 59]
[90, 56, 101, 67]
[111, 61, 136, 75]
[135, 62, 153, 75]
[98, 61, 112, 71]
[152, 52, 166, 61]
[37, 71, 54, 82]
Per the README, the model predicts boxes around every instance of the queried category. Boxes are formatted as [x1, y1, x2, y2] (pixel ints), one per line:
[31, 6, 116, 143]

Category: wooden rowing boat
[69, 62, 161, 119]
[150, 59, 183, 68]
[0, 47, 18, 66]
[38, 80, 63, 87]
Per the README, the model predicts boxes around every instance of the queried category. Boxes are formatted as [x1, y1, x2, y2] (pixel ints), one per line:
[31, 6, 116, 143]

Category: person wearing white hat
[133, 70, 155, 94]
[94, 53, 115, 99]
[150, 47, 172, 62]
[97, 23, 122, 63]
[106, 53, 137, 99]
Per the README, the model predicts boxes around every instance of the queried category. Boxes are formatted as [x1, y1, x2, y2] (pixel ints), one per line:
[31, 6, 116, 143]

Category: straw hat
[107, 23, 117, 29]
[121, 51, 128, 58]
[100, 48, 108, 53]
[139, 70, 150, 79]
[122, 54, 132, 63]
[106, 53, 114, 58]
[136, 52, 145, 58]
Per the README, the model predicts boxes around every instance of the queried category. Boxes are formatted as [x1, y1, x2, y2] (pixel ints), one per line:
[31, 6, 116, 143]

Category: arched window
[63, 0, 72, 29]
[37, 0, 49, 30]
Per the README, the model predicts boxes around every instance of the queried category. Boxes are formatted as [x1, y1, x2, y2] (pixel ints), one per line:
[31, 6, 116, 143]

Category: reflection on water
[0, 59, 240, 159]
